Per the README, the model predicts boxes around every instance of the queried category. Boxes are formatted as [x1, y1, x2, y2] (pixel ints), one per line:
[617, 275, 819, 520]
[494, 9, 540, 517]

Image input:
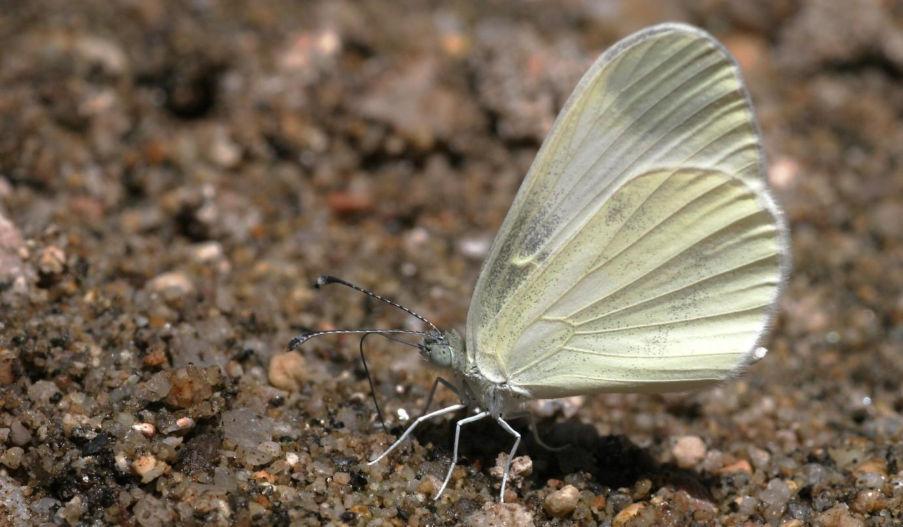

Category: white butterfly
[292, 22, 790, 502]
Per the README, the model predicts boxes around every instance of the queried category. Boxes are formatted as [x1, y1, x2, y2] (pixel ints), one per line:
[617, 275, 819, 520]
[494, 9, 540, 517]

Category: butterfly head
[419, 329, 465, 371]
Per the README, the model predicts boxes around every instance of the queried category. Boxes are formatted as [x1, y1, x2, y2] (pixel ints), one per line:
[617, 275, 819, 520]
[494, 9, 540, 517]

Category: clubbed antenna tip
[307, 275, 439, 334]
[288, 331, 314, 350]
[313, 275, 339, 289]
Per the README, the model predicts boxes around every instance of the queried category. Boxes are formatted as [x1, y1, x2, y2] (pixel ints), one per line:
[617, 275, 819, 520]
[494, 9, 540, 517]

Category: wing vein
[550, 49, 725, 231]
[571, 252, 778, 326]
[555, 374, 724, 383]
[568, 37, 700, 158]
[561, 346, 749, 359]
[564, 204, 765, 321]
[515, 170, 736, 344]
[572, 303, 772, 335]
[510, 303, 769, 377]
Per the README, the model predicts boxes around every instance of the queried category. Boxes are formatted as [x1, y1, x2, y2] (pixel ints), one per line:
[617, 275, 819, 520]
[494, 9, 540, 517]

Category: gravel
[0, 0, 901, 525]
[544, 484, 581, 518]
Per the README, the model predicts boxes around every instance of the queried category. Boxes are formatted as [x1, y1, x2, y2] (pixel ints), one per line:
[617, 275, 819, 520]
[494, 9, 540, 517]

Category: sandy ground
[0, 1, 901, 525]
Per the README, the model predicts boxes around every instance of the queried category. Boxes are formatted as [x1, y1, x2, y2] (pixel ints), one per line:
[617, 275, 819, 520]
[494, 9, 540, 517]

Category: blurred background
[0, 1, 900, 525]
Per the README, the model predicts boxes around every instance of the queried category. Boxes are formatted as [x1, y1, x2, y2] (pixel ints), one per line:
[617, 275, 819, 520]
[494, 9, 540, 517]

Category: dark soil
[0, 1, 901, 526]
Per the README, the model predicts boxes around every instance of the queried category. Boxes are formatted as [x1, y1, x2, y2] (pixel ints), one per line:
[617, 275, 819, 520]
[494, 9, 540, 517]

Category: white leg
[435, 411, 489, 500]
[495, 417, 521, 502]
[368, 403, 465, 465]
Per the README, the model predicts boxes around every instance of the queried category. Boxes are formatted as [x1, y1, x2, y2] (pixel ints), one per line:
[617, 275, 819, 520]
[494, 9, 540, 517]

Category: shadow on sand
[411, 412, 714, 502]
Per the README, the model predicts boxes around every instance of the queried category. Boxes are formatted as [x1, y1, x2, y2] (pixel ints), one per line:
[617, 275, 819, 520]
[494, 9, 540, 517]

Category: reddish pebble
[326, 191, 373, 215]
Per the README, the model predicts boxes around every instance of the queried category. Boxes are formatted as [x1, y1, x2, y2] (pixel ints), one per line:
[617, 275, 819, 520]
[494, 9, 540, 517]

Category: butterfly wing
[465, 23, 790, 398]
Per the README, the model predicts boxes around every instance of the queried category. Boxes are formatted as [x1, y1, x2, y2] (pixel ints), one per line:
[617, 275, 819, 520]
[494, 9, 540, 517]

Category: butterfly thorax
[460, 371, 527, 418]
[420, 329, 527, 418]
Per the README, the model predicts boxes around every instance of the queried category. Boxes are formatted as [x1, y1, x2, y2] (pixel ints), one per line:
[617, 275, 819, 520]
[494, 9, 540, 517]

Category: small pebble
[222, 408, 272, 450]
[60, 496, 84, 525]
[748, 446, 771, 469]
[768, 156, 800, 189]
[175, 417, 195, 431]
[245, 440, 281, 466]
[632, 478, 652, 499]
[677, 489, 717, 516]
[672, 435, 706, 468]
[132, 423, 156, 437]
[0, 213, 30, 295]
[590, 494, 606, 511]
[114, 453, 129, 473]
[268, 351, 307, 391]
[465, 502, 534, 527]
[828, 447, 865, 469]
[852, 458, 886, 476]
[147, 271, 195, 302]
[457, 235, 491, 259]
[37, 245, 66, 276]
[718, 459, 753, 475]
[734, 495, 758, 516]
[192, 241, 223, 262]
[165, 365, 213, 408]
[132, 455, 167, 483]
[490, 454, 533, 480]
[543, 484, 579, 518]
[814, 503, 864, 527]
[142, 348, 168, 368]
[0, 446, 24, 469]
[207, 127, 242, 168]
[133, 494, 173, 526]
[851, 489, 884, 513]
[852, 458, 887, 489]
[61, 413, 92, 436]
[326, 191, 373, 215]
[252, 470, 276, 484]
[759, 478, 792, 521]
[9, 420, 31, 446]
[225, 360, 243, 378]
[802, 463, 830, 486]
[0, 350, 19, 385]
[142, 371, 172, 401]
[612, 503, 644, 527]
[416, 475, 441, 498]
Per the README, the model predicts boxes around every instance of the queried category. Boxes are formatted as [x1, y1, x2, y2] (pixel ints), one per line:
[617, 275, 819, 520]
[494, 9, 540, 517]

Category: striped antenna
[314, 275, 439, 334]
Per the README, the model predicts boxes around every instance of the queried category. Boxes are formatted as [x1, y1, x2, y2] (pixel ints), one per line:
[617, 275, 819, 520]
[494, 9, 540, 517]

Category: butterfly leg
[435, 411, 489, 500]
[358, 333, 387, 433]
[368, 403, 465, 465]
[495, 417, 521, 502]
[502, 411, 569, 452]
[418, 376, 461, 418]
[528, 413, 569, 452]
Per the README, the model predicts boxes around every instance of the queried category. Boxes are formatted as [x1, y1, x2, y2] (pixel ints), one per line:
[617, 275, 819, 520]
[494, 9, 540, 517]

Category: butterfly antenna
[314, 275, 439, 334]
[288, 328, 428, 350]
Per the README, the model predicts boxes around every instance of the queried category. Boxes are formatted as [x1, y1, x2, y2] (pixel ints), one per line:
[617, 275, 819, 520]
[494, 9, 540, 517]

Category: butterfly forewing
[465, 24, 789, 397]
